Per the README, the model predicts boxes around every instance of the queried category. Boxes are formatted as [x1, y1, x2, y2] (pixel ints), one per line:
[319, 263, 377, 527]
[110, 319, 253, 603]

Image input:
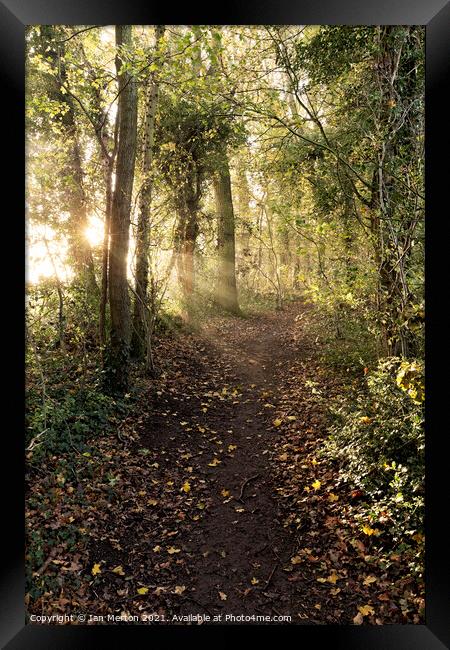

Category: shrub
[324, 357, 424, 541]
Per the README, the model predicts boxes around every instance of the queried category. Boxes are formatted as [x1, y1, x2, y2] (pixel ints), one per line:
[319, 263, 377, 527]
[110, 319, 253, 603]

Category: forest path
[84, 301, 356, 624]
[177, 306, 305, 621]
[131, 302, 318, 623]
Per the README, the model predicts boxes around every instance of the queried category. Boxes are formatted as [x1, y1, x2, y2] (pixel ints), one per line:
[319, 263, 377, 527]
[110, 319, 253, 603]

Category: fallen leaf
[182, 481, 191, 493]
[358, 604, 375, 617]
[363, 575, 377, 586]
[219, 591, 227, 601]
[221, 489, 230, 497]
[251, 577, 259, 585]
[91, 563, 102, 576]
[312, 480, 321, 490]
[353, 612, 364, 625]
[291, 556, 302, 565]
[208, 458, 221, 467]
[112, 566, 125, 576]
[137, 587, 149, 595]
[328, 493, 339, 502]
[362, 525, 381, 536]
[167, 546, 181, 554]
[273, 418, 283, 427]
[174, 585, 186, 595]
[327, 572, 339, 584]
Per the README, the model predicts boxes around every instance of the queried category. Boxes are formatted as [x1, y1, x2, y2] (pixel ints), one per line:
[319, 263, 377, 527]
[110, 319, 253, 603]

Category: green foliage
[324, 357, 424, 541]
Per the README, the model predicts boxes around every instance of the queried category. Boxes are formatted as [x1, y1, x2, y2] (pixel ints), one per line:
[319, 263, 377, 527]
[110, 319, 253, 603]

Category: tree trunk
[176, 199, 199, 318]
[213, 151, 240, 314]
[174, 167, 201, 321]
[131, 25, 165, 360]
[104, 25, 138, 393]
[99, 156, 115, 347]
[38, 26, 98, 296]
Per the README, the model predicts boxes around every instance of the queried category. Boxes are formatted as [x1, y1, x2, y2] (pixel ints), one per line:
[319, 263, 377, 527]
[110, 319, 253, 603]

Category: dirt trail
[145, 304, 313, 622]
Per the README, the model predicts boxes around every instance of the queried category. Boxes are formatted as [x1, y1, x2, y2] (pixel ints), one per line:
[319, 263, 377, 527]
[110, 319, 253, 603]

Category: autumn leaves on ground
[26, 302, 424, 625]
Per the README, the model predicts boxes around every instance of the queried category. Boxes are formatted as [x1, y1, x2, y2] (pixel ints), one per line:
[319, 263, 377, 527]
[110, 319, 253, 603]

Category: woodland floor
[27, 301, 424, 625]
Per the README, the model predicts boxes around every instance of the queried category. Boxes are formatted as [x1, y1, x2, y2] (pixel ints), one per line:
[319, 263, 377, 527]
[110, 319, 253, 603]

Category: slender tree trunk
[213, 150, 240, 314]
[176, 199, 198, 317]
[68, 136, 99, 296]
[175, 169, 201, 321]
[131, 25, 165, 360]
[104, 25, 138, 393]
[99, 156, 115, 347]
[38, 26, 98, 296]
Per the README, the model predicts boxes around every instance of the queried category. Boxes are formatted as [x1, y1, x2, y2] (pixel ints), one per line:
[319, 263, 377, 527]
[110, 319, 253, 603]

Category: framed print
[2, 0, 449, 647]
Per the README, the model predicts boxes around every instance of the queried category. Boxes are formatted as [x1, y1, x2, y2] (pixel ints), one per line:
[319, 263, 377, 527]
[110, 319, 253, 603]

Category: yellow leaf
[362, 525, 380, 536]
[174, 585, 186, 595]
[228, 444, 237, 452]
[208, 458, 221, 467]
[311, 458, 318, 465]
[251, 577, 259, 585]
[182, 481, 191, 493]
[312, 480, 321, 490]
[327, 572, 339, 584]
[221, 489, 230, 497]
[359, 416, 371, 424]
[314, 603, 321, 610]
[279, 453, 288, 461]
[291, 556, 302, 565]
[153, 545, 161, 553]
[112, 565, 125, 576]
[273, 418, 283, 427]
[330, 587, 341, 595]
[137, 587, 149, 595]
[358, 604, 375, 617]
[363, 575, 377, 586]
[219, 591, 227, 600]
[328, 493, 339, 502]
[91, 563, 102, 576]
[147, 498, 158, 506]
[167, 546, 181, 554]
[287, 416, 297, 421]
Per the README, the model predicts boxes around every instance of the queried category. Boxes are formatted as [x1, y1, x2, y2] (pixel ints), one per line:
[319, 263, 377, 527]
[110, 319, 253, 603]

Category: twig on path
[35, 549, 58, 576]
[264, 563, 278, 589]
[237, 474, 260, 503]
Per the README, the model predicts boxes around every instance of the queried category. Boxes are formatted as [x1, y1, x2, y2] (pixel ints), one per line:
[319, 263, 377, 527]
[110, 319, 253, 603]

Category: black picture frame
[3, 0, 448, 647]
